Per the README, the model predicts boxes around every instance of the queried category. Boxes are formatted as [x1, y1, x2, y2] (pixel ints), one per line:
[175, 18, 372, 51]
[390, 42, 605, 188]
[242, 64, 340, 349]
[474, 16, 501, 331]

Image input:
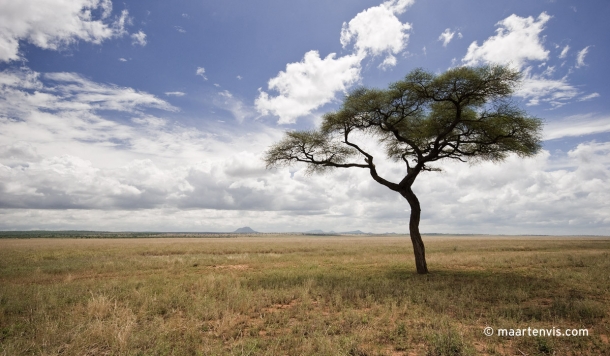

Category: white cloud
[196, 67, 207, 80]
[340, 0, 413, 58]
[0, 67, 339, 217]
[515, 67, 579, 107]
[215, 90, 253, 123]
[540, 65, 555, 77]
[119, 58, 127, 62]
[0, 0, 129, 62]
[0, 69, 176, 126]
[165, 91, 185, 97]
[237, 75, 243, 80]
[415, 145, 610, 235]
[462, 12, 550, 69]
[0, 141, 41, 166]
[0, 66, 282, 162]
[575, 46, 590, 68]
[378, 54, 397, 70]
[43, 72, 176, 112]
[382, 0, 415, 13]
[255, 51, 362, 124]
[0, 112, 310, 213]
[0, 67, 181, 166]
[559, 45, 570, 59]
[438, 28, 455, 47]
[544, 114, 610, 140]
[131, 30, 147, 46]
[462, 13, 593, 109]
[175, 26, 186, 33]
[578, 93, 599, 101]
[257, 0, 413, 124]
[1, 141, 609, 234]
[1, 68, 609, 234]
[131, 116, 167, 127]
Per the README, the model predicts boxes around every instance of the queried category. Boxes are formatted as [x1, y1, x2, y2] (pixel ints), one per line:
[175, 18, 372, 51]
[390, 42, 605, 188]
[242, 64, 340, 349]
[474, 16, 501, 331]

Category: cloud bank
[0, 67, 609, 234]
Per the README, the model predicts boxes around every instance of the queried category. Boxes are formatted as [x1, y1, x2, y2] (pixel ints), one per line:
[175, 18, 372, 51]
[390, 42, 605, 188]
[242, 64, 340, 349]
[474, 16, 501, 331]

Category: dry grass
[0, 235, 609, 355]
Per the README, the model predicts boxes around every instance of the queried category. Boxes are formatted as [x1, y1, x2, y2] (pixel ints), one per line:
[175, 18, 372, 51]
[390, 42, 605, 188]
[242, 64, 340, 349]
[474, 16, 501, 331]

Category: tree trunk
[401, 187, 429, 274]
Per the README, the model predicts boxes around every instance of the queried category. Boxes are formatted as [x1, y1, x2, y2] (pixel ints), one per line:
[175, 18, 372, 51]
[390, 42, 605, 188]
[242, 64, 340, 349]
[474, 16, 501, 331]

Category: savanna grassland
[0, 235, 609, 356]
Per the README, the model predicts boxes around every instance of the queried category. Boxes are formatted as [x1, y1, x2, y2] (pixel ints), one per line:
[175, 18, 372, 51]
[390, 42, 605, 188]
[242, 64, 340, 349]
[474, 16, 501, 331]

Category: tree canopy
[265, 65, 543, 274]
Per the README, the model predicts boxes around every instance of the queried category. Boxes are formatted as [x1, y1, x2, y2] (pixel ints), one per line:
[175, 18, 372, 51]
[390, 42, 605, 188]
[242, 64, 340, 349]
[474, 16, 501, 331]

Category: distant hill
[305, 229, 325, 234]
[233, 227, 257, 233]
[343, 230, 367, 234]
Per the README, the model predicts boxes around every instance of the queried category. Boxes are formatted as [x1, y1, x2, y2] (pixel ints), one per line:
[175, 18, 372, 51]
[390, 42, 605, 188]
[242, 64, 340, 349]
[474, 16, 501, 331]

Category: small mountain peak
[233, 226, 257, 233]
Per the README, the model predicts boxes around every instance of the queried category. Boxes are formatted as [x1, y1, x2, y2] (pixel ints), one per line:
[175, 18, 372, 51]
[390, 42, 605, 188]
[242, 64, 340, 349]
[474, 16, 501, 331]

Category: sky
[0, 0, 609, 234]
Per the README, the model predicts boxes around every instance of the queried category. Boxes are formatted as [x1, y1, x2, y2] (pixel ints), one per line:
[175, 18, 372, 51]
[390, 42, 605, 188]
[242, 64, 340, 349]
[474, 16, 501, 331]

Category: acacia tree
[264, 65, 542, 274]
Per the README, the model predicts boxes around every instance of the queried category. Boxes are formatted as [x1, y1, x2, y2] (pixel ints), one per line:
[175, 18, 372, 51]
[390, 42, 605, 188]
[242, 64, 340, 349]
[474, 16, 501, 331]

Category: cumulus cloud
[0, 141, 327, 213]
[131, 30, 147, 46]
[165, 91, 185, 97]
[340, 0, 413, 57]
[463, 12, 550, 69]
[255, 51, 362, 124]
[414, 145, 610, 235]
[0, 0, 129, 62]
[575, 46, 590, 68]
[0, 155, 143, 209]
[257, 0, 413, 124]
[196, 67, 207, 80]
[438, 28, 455, 47]
[0, 141, 41, 166]
[1, 141, 609, 234]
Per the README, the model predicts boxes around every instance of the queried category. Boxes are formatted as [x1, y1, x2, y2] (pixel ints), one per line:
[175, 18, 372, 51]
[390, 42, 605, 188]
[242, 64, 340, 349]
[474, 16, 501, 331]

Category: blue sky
[0, 0, 609, 234]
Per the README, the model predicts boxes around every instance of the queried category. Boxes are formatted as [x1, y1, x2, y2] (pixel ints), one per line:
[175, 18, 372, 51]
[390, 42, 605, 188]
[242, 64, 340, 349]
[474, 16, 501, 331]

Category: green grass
[0, 236, 609, 355]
